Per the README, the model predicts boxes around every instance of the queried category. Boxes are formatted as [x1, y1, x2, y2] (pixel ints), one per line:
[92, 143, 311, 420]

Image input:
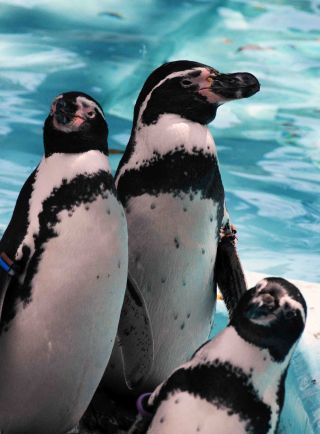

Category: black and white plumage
[0, 92, 128, 433]
[103, 60, 260, 395]
[129, 277, 307, 434]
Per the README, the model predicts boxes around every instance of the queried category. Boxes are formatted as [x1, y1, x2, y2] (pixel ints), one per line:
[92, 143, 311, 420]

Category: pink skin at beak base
[51, 99, 86, 130]
[196, 69, 229, 104]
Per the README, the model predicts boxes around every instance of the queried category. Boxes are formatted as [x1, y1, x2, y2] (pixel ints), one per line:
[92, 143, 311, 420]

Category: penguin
[0, 92, 128, 434]
[102, 60, 260, 397]
[129, 277, 307, 434]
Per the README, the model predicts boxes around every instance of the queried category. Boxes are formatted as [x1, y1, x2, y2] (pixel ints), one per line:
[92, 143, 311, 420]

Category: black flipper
[118, 274, 154, 391]
[0, 265, 11, 318]
[0, 169, 36, 258]
[0, 169, 36, 324]
[215, 226, 247, 318]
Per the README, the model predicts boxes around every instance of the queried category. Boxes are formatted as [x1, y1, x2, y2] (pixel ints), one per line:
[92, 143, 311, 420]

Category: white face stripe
[76, 96, 105, 119]
[52, 95, 105, 119]
[255, 279, 268, 291]
[280, 293, 306, 323]
[137, 68, 205, 126]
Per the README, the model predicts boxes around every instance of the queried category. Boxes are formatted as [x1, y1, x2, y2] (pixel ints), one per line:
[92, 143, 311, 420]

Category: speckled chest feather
[115, 114, 225, 389]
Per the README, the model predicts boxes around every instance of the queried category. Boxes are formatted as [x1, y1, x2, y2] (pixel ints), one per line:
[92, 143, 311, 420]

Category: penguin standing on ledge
[0, 92, 128, 434]
[129, 277, 307, 434]
[102, 60, 260, 397]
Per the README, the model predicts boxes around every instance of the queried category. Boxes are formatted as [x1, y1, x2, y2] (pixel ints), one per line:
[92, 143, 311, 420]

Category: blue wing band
[0, 257, 11, 273]
[0, 254, 16, 276]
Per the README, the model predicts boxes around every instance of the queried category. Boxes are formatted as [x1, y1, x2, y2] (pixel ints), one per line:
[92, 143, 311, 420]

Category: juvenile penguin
[130, 277, 307, 434]
[103, 60, 260, 394]
[0, 92, 128, 433]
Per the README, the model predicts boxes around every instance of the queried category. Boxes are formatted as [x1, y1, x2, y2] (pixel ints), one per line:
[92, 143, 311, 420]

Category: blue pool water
[0, 0, 319, 282]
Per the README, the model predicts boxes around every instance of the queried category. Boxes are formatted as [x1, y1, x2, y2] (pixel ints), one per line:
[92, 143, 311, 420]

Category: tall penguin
[103, 60, 260, 397]
[0, 92, 128, 433]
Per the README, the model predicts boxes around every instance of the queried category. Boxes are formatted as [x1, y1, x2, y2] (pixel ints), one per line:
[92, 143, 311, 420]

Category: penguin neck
[136, 112, 216, 159]
[198, 326, 292, 390]
[42, 150, 112, 176]
[116, 113, 217, 183]
[231, 311, 301, 363]
[43, 133, 108, 157]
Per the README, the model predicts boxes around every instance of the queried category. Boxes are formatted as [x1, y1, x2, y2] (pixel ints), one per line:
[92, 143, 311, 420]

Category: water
[0, 2, 320, 432]
[0, 0, 319, 282]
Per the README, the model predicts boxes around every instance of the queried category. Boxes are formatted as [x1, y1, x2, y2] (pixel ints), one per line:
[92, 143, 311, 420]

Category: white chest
[124, 192, 219, 385]
[126, 191, 219, 301]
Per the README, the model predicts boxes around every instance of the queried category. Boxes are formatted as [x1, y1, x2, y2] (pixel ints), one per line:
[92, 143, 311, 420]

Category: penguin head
[231, 277, 307, 362]
[134, 60, 260, 126]
[44, 92, 108, 156]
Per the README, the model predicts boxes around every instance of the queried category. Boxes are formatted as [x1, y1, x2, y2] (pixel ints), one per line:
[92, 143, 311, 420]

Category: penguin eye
[229, 78, 238, 85]
[87, 111, 95, 118]
[181, 79, 193, 87]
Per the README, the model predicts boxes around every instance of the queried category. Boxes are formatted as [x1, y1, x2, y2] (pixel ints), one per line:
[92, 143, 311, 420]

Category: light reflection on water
[0, 0, 319, 281]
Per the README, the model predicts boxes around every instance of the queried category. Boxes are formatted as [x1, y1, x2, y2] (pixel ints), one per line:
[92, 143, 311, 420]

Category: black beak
[211, 72, 260, 99]
[55, 99, 77, 125]
[244, 290, 277, 319]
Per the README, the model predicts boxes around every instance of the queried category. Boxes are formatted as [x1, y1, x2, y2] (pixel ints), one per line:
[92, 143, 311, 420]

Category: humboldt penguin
[104, 60, 260, 395]
[0, 92, 128, 433]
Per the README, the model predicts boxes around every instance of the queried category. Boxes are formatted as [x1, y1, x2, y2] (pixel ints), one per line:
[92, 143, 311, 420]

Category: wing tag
[0, 252, 17, 276]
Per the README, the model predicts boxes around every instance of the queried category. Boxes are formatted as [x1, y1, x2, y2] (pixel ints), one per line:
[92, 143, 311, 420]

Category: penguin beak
[51, 97, 87, 131]
[244, 288, 280, 322]
[210, 72, 260, 100]
[54, 99, 77, 125]
[245, 300, 275, 319]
